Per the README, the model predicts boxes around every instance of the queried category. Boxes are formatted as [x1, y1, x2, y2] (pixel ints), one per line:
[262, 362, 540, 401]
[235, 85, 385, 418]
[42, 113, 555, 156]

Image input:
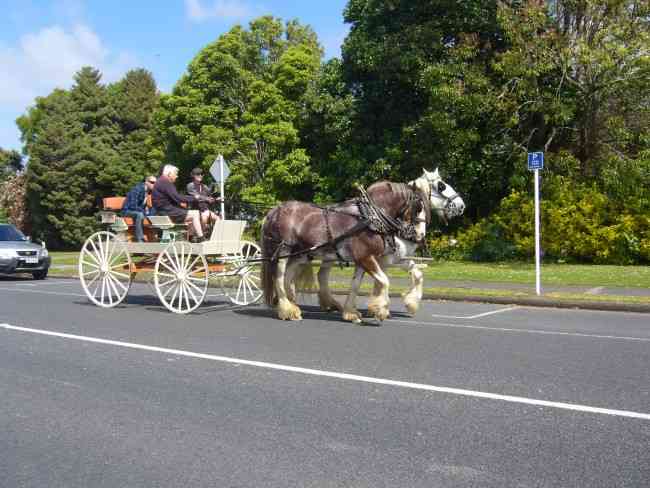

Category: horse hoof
[404, 301, 419, 316]
[374, 308, 390, 322]
[278, 305, 302, 321]
[343, 310, 362, 323]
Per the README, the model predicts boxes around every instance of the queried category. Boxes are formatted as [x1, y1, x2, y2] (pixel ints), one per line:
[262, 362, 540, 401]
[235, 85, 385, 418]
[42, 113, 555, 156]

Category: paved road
[1, 277, 649, 487]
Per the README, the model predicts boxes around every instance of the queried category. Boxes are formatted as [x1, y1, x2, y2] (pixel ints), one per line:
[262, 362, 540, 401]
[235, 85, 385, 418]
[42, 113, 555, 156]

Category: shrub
[430, 177, 650, 264]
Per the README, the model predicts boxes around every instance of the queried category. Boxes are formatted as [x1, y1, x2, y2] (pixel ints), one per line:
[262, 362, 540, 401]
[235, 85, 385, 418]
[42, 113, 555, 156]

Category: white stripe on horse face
[414, 208, 427, 242]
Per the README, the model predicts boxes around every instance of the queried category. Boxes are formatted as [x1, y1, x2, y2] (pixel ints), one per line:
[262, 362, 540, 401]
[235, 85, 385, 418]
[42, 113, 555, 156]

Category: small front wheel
[222, 241, 262, 306]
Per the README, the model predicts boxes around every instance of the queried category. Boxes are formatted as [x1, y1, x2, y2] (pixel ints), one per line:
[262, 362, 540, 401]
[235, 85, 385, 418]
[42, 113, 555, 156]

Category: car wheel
[32, 270, 48, 280]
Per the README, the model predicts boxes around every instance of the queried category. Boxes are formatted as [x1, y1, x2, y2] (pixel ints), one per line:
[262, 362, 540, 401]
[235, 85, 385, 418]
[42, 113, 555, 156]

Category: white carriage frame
[79, 215, 262, 314]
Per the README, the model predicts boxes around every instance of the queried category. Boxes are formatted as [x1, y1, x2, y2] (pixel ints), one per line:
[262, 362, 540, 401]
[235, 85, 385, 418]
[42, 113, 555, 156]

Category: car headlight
[0, 249, 17, 259]
[41, 248, 49, 258]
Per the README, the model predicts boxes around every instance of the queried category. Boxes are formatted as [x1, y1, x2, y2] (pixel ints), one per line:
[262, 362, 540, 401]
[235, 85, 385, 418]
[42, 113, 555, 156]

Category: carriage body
[78, 197, 262, 314]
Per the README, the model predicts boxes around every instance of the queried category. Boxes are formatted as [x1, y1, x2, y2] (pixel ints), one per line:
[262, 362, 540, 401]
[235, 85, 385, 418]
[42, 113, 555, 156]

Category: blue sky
[0, 0, 350, 152]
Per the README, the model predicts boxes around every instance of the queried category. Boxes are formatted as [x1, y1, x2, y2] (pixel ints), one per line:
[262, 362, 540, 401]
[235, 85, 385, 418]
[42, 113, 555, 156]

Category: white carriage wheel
[154, 241, 208, 314]
[223, 241, 263, 306]
[79, 231, 132, 308]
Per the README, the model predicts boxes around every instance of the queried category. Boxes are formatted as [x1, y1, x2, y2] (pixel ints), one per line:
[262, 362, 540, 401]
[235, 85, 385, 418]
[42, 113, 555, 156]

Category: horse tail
[260, 210, 280, 307]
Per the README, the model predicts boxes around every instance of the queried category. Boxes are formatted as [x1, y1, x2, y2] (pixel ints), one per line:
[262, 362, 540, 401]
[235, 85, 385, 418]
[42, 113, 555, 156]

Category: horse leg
[360, 256, 391, 322]
[342, 266, 365, 323]
[401, 260, 424, 316]
[275, 258, 302, 321]
[318, 263, 343, 312]
[285, 259, 302, 303]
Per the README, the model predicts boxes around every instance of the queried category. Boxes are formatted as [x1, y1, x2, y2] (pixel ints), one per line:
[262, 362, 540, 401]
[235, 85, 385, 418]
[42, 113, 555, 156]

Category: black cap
[191, 167, 204, 176]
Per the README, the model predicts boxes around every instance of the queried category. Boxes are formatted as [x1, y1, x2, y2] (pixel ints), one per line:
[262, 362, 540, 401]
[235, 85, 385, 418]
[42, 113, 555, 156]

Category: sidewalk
[50, 265, 650, 313]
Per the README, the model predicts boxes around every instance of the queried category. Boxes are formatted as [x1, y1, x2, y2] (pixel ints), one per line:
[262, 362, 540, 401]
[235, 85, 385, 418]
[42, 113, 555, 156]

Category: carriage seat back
[208, 220, 247, 254]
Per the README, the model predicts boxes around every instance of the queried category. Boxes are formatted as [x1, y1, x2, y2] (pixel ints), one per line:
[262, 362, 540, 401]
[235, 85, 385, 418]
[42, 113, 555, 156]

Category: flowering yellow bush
[430, 178, 650, 264]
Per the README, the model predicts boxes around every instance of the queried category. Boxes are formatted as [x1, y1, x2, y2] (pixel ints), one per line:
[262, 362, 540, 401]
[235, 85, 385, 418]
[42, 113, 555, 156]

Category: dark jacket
[122, 182, 149, 214]
[186, 181, 213, 198]
[152, 176, 197, 220]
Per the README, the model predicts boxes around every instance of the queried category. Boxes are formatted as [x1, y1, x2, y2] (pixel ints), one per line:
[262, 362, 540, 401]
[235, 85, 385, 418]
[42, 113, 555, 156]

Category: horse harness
[264, 183, 425, 263]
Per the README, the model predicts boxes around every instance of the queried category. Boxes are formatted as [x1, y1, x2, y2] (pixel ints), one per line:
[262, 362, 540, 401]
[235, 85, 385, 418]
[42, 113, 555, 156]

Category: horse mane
[367, 180, 431, 225]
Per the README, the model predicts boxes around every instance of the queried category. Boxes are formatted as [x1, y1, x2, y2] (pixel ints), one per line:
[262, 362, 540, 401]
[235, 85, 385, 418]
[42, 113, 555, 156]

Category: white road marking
[2, 322, 649, 420]
[386, 318, 650, 342]
[0, 287, 85, 298]
[430, 306, 519, 319]
[303, 310, 650, 342]
[586, 287, 605, 295]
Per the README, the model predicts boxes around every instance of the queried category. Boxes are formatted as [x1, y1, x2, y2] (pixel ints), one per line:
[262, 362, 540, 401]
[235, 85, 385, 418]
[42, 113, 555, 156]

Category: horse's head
[410, 168, 465, 225]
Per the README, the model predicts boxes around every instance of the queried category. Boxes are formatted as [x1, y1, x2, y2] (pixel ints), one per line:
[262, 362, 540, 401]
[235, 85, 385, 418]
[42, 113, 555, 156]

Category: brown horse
[317, 168, 466, 321]
[260, 174, 432, 322]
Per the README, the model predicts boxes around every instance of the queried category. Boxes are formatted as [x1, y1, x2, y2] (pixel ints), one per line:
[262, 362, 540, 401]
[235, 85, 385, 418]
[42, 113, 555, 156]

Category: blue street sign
[528, 152, 544, 170]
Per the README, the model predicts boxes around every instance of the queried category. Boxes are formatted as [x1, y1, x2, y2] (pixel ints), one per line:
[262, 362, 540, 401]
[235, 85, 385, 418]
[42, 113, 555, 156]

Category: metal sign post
[209, 154, 230, 220]
[528, 152, 543, 295]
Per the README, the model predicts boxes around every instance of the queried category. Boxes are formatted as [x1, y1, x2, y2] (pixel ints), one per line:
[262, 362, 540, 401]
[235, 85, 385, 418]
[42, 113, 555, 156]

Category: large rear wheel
[79, 231, 132, 307]
[154, 241, 208, 314]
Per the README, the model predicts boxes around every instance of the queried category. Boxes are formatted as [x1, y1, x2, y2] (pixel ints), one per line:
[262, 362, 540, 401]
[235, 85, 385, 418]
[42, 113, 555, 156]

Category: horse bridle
[427, 178, 462, 217]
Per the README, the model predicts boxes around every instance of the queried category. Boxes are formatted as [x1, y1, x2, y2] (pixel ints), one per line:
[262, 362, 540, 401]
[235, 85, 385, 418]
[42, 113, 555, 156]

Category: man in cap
[187, 167, 221, 230]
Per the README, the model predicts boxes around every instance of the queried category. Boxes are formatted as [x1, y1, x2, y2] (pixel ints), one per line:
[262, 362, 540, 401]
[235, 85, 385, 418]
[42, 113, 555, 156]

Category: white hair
[162, 164, 179, 177]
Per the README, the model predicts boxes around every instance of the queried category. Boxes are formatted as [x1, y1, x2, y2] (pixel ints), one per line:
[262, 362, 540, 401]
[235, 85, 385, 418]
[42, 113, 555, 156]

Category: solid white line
[430, 306, 519, 320]
[2, 323, 649, 420]
[0, 287, 85, 298]
[386, 318, 650, 342]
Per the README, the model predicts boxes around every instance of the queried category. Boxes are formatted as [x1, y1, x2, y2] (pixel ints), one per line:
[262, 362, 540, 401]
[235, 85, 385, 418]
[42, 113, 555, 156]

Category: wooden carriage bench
[99, 196, 188, 242]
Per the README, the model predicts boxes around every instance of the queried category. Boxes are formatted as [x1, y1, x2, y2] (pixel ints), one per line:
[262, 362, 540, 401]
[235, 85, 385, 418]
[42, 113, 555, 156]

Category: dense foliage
[11, 2, 650, 262]
[17, 68, 160, 248]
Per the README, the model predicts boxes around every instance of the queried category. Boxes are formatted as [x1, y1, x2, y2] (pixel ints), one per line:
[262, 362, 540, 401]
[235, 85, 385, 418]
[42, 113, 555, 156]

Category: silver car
[0, 224, 51, 280]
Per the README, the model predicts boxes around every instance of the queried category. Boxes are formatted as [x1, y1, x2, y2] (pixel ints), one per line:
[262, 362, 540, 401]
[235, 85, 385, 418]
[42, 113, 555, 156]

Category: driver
[186, 167, 221, 230]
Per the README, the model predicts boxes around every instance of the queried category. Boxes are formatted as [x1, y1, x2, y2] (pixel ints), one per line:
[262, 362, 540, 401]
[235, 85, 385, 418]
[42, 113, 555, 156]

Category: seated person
[152, 164, 214, 243]
[121, 175, 157, 242]
[186, 167, 222, 230]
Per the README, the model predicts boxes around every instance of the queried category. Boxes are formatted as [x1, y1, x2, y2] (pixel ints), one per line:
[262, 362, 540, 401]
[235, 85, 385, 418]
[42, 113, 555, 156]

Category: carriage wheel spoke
[106, 274, 120, 300]
[185, 278, 204, 297]
[90, 238, 104, 266]
[110, 270, 130, 280]
[86, 270, 102, 290]
[108, 273, 128, 293]
[186, 254, 201, 273]
[158, 277, 177, 289]
[184, 282, 198, 306]
[183, 283, 192, 311]
[162, 252, 179, 273]
[187, 274, 207, 284]
[156, 271, 177, 280]
[83, 247, 101, 266]
[162, 281, 179, 299]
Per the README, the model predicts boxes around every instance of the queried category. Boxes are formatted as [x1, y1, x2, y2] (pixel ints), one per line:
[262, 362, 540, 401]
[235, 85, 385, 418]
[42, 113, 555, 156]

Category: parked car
[0, 224, 51, 279]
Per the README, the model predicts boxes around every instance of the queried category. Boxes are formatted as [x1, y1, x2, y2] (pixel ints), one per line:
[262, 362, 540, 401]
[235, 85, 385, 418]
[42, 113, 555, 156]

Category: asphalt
[1, 277, 649, 487]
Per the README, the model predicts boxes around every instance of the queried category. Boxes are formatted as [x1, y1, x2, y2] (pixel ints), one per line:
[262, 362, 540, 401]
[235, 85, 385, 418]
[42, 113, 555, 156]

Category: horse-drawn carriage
[78, 168, 465, 322]
[78, 196, 262, 314]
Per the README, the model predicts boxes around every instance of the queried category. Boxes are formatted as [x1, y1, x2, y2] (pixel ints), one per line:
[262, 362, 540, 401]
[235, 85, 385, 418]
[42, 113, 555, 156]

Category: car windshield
[0, 225, 27, 241]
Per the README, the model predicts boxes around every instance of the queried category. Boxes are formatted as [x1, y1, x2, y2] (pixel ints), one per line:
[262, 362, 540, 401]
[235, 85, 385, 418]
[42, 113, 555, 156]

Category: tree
[101, 68, 161, 194]
[0, 148, 23, 182]
[152, 16, 323, 203]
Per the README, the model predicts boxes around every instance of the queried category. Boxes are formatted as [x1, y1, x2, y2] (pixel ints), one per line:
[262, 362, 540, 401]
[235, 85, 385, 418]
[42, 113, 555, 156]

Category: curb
[49, 273, 650, 314]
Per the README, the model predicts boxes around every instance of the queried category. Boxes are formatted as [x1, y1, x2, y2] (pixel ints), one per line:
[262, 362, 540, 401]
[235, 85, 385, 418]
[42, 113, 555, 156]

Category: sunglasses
[147, 180, 156, 184]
